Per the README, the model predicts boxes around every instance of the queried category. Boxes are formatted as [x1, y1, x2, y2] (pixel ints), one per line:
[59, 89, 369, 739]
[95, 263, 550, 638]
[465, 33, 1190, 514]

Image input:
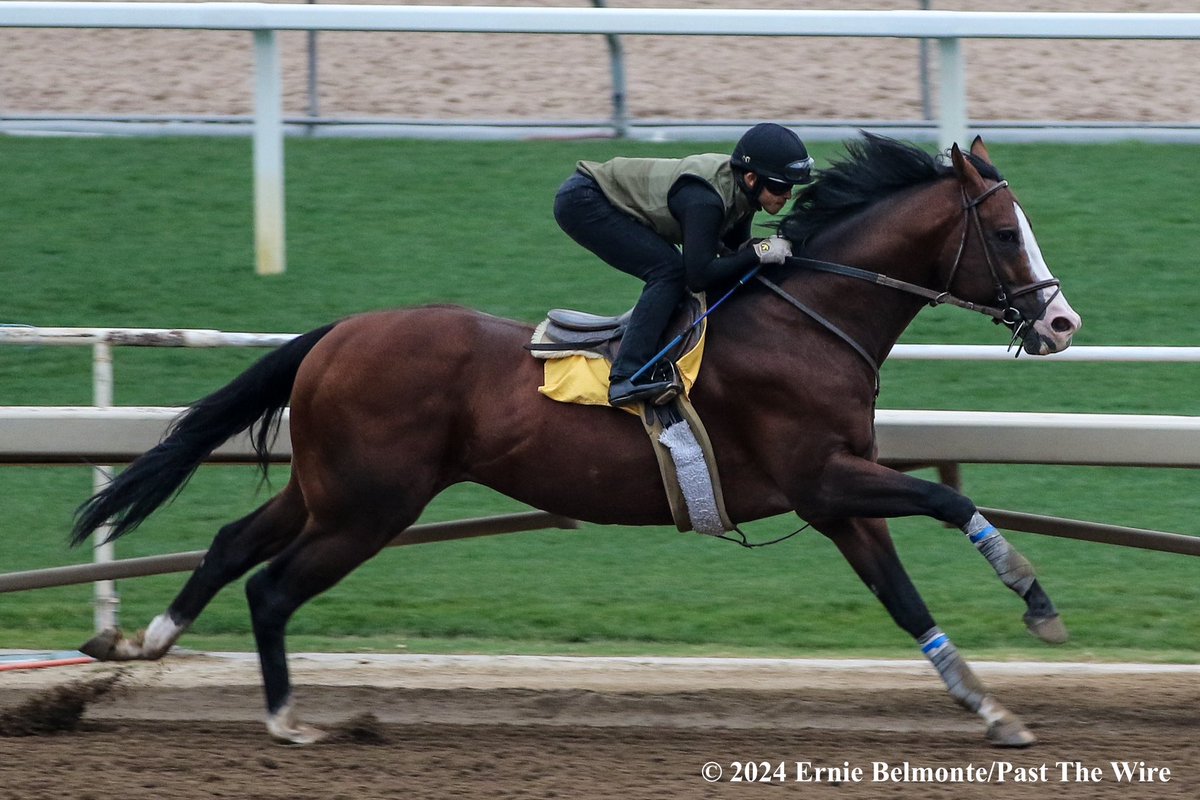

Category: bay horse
[71, 134, 1080, 747]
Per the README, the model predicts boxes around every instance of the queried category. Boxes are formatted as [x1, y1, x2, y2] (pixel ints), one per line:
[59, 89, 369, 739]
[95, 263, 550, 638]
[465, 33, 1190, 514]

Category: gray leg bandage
[963, 512, 1036, 596]
[919, 627, 987, 712]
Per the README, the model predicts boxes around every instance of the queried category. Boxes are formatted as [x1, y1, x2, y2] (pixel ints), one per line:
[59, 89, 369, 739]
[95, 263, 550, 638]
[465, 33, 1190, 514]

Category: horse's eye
[996, 229, 1019, 245]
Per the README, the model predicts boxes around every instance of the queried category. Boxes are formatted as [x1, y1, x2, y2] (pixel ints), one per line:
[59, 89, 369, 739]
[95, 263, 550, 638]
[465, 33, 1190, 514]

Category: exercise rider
[553, 123, 814, 407]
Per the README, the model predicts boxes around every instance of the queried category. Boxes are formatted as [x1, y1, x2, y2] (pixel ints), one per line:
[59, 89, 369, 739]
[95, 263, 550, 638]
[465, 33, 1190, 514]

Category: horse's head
[946, 138, 1081, 355]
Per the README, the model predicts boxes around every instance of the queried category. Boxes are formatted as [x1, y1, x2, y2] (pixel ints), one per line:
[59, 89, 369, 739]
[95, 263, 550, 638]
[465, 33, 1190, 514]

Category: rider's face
[747, 173, 793, 214]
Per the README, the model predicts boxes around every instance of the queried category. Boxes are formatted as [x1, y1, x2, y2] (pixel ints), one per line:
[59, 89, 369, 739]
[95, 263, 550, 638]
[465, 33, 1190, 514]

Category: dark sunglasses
[761, 177, 797, 196]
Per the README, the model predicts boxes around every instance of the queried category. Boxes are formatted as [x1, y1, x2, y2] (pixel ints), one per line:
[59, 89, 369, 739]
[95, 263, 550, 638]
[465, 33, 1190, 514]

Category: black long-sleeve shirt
[668, 177, 760, 292]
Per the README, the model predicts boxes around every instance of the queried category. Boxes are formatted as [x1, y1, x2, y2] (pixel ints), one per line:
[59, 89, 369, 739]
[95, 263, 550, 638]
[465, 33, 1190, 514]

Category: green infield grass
[0, 135, 1196, 661]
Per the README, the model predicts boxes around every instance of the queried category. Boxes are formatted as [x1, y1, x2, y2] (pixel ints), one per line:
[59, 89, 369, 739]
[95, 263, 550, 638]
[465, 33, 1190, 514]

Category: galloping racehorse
[72, 135, 1080, 746]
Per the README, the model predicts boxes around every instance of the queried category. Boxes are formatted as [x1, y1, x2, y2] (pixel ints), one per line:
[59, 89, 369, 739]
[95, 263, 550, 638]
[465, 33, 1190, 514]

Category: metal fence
[0, 326, 579, 630]
[4, 4, 1200, 274]
[2, 326, 1198, 632]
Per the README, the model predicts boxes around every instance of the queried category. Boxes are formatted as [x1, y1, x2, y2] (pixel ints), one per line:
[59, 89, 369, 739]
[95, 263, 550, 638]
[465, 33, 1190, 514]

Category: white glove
[753, 235, 793, 265]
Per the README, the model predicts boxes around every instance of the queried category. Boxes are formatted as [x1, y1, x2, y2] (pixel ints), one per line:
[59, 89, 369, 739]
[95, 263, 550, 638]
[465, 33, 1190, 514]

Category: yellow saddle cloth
[536, 321, 707, 414]
[530, 303, 730, 536]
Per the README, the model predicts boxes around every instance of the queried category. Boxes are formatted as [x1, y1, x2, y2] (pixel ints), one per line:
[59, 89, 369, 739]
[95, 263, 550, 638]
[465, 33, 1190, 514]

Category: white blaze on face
[1015, 204, 1081, 354]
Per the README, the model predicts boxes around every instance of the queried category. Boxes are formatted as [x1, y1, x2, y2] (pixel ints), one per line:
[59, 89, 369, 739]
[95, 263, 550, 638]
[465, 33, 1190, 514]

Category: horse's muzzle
[1022, 298, 1082, 355]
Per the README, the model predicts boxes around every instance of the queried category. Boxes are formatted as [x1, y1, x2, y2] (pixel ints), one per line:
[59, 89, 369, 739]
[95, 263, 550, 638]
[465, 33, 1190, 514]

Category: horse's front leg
[808, 453, 1066, 644]
[813, 516, 1034, 746]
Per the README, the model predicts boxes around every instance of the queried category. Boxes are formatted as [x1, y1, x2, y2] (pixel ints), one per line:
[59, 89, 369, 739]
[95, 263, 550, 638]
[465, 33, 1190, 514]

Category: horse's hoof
[986, 715, 1036, 748]
[269, 724, 328, 746]
[266, 702, 328, 746]
[80, 627, 155, 661]
[1024, 612, 1069, 645]
[79, 628, 123, 660]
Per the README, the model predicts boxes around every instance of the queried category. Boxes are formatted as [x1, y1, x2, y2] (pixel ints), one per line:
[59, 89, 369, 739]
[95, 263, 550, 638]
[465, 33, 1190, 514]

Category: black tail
[71, 322, 339, 546]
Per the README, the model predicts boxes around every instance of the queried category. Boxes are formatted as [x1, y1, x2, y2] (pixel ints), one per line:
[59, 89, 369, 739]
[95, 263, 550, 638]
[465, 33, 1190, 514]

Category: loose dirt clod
[0, 671, 126, 736]
[325, 712, 390, 745]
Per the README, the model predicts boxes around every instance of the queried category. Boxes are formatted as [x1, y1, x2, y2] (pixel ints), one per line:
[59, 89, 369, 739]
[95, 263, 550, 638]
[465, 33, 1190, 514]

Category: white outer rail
[3, 406, 1199, 469]
[0, 326, 298, 348]
[5, 4, 1200, 37]
[874, 410, 1200, 468]
[5, 325, 1199, 360]
[2, 326, 1197, 624]
[890, 345, 1200, 363]
[5, 4, 1200, 275]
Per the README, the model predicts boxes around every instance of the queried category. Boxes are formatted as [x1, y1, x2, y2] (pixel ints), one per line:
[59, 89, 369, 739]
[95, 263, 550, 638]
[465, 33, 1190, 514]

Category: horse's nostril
[1051, 316, 1075, 334]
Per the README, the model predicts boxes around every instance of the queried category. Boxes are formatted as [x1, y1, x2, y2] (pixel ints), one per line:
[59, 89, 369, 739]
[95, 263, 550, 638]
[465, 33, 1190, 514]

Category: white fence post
[253, 28, 286, 276]
[937, 36, 967, 152]
[91, 342, 119, 631]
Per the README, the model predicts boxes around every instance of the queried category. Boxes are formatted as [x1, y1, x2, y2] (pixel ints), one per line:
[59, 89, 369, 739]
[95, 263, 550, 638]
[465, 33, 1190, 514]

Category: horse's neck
[779, 183, 960, 363]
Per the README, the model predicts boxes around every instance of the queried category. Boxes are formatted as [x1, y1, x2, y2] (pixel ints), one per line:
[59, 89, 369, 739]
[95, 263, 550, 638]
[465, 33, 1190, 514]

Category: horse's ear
[969, 135, 992, 164]
[950, 141, 986, 191]
[950, 142, 970, 177]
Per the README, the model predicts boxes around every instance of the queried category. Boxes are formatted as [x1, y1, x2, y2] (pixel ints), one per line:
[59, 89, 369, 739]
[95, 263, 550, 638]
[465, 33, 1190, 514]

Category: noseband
[757, 177, 1063, 390]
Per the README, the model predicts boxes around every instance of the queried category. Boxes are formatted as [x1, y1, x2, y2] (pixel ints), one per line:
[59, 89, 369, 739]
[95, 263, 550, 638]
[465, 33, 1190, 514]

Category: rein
[755, 273, 882, 394]
[760, 178, 1061, 386]
[775, 254, 1010, 322]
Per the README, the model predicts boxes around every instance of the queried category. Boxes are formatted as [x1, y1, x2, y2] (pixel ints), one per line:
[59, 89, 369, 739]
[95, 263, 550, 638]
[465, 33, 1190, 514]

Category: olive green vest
[576, 153, 754, 244]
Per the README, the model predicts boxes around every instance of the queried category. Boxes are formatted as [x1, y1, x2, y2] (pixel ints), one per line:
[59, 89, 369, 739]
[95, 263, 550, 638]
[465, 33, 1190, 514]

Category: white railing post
[92, 342, 119, 632]
[937, 36, 967, 152]
[253, 28, 286, 275]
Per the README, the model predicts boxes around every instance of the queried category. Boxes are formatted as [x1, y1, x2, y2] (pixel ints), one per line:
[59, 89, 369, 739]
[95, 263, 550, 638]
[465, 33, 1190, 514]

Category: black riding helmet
[730, 123, 815, 186]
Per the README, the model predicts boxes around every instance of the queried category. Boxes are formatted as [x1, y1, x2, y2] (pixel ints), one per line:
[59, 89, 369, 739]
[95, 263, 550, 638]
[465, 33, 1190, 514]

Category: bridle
[757, 177, 1063, 391]
[948, 180, 1063, 334]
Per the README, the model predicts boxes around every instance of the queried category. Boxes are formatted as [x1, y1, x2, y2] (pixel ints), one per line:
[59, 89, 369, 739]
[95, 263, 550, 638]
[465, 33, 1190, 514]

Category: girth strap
[755, 274, 881, 394]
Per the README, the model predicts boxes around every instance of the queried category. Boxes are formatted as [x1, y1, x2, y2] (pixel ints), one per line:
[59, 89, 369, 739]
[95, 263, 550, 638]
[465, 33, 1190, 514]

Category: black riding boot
[607, 373, 680, 407]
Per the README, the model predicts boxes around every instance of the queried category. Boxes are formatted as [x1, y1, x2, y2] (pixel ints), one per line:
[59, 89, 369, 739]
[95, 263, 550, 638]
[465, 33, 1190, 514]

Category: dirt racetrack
[3, 1, 1197, 796]
[1, 653, 1197, 799]
[3, 0, 1199, 126]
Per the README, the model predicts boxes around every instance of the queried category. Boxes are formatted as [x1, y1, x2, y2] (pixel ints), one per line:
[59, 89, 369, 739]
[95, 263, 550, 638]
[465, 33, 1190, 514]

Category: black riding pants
[553, 171, 685, 380]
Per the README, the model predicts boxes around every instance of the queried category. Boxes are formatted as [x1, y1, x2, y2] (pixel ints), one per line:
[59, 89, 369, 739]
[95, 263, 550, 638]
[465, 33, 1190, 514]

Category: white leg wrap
[920, 624, 1035, 747]
[962, 512, 1035, 596]
[977, 696, 1008, 726]
[964, 511, 993, 540]
[919, 627, 987, 712]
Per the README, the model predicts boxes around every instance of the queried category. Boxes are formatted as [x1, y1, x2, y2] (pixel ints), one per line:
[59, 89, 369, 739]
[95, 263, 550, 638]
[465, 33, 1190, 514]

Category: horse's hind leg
[244, 518, 399, 745]
[814, 454, 1066, 644]
[81, 482, 308, 661]
[815, 517, 1035, 747]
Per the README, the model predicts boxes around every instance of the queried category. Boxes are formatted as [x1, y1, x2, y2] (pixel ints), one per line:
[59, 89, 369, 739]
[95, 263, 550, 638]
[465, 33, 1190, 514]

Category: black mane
[777, 132, 1003, 247]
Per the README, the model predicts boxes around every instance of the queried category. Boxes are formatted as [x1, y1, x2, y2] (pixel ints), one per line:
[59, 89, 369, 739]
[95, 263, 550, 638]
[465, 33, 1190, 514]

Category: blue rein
[628, 264, 763, 384]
